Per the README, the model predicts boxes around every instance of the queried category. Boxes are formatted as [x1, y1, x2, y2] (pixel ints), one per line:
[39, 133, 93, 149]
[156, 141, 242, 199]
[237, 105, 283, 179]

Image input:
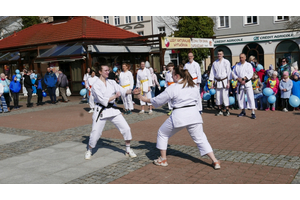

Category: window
[275, 16, 290, 22]
[114, 16, 120, 25]
[125, 16, 131, 24]
[275, 40, 299, 67]
[137, 16, 143, 22]
[137, 31, 144, 36]
[104, 16, 109, 24]
[218, 16, 230, 28]
[158, 27, 165, 34]
[244, 16, 258, 25]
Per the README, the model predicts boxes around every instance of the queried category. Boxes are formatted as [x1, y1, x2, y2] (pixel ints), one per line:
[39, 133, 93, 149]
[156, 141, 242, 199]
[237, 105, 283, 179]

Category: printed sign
[161, 37, 191, 49]
[191, 38, 214, 48]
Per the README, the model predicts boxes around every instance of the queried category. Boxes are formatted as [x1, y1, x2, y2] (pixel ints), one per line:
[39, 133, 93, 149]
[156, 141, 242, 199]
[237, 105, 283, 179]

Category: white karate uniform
[151, 80, 213, 156]
[232, 62, 255, 109]
[83, 73, 91, 99]
[87, 76, 98, 109]
[184, 60, 202, 111]
[209, 58, 231, 106]
[164, 71, 174, 110]
[88, 79, 132, 148]
[21, 72, 28, 95]
[136, 68, 152, 106]
[119, 71, 134, 110]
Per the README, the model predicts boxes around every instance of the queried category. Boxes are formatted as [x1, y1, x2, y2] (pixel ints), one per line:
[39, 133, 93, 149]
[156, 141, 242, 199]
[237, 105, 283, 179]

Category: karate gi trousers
[215, 88, 229, 106]
[140, 91, 152, 106]
[237, 85, 255, 110]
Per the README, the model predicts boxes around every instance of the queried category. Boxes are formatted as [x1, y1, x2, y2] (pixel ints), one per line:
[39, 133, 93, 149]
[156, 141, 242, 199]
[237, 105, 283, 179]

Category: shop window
[275, 40, 299, 68]
[242, 43, 264, 66]
[218, 16, 230, 28]
[214, 46, 232, 66]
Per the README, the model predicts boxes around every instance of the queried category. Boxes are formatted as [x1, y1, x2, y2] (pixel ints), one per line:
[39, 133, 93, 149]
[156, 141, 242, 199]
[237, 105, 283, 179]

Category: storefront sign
[191, 38, 214, 48]
[161, 37, 214, 49]
[214, 31, 300, 45]
[161, 37, 191, 49]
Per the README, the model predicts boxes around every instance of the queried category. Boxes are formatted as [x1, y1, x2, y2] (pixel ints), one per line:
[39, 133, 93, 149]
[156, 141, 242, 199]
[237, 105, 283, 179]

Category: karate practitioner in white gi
[209, 49, 232, 116]
[184, 52, 202, 113]
[119, 63, 134, 115]
[85, 65, 137, 160]
[232, 53, 256, 119]
[133, 66, 220, 169]
[136, 61, 153, 114]
[164, 62, 175, 116]
[86, 70, 98, 113]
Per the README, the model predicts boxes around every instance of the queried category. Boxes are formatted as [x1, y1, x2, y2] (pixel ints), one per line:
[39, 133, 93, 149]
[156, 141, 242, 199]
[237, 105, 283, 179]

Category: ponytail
[173, 66, 196, 88]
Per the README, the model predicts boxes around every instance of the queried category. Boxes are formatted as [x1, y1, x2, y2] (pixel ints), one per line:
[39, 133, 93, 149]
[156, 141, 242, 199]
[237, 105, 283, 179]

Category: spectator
[291, 72, 300, 111]
[279, 71, 293, 112]
[0, 73, 11, 111]
[0, 81, 8, 113]
[44, 67, 57, 104]
[57, 70, 69, 103]
[149, 67, 160, 98]
[9, 75, 22, 109]
[251, 72, 263, 110]
[34, 74, 46, 106]
[278, 57, 291, 80]
[229, 78, 238, 110]
[21, 69, 28, 97]
[83, 67, 91, 101]
[265, 71, 279, 111]
[23, 70, 34, 107]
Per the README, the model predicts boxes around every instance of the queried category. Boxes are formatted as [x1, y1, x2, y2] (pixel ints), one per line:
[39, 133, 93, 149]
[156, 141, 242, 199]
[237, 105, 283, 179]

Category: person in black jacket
[23, 70, 33, 107]
[34, 74, 46, 105]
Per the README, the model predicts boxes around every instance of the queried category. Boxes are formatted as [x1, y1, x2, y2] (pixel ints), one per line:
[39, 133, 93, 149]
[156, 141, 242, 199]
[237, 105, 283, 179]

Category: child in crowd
[9, 75, 22, 109]
[252, 72, 263, 110]
[265, 71, 279, 111]
[279, 71, 293, 112]
[292, 72, 300, 111]
[205, 79, 215, 109]
[0, 83, 8, 113]
[229, 78, 238, 109]
[34, 74, 46, 106]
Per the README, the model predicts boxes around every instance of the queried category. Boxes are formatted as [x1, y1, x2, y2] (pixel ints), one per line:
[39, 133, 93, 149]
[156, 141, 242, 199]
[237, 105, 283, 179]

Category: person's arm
[279, 80, 284, 91]
[147, 69, 153, 88]
[136, 71, 140, 88]
[129, 72, 134, 90]
[286, 80, 293, 91]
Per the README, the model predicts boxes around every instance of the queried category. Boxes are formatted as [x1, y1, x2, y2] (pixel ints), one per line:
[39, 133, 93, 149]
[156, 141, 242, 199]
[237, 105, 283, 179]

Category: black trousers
[281, 98, 289, 110]
[37, 89, 43, 104]
[3, 93, 10, 108]
[11, 92, 19, 107]
[26, 88, 32, 105]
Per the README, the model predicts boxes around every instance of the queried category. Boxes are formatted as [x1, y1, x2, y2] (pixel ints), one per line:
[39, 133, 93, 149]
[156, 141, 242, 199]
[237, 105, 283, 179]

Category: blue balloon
[3, 87, 9, 93]
[159, 80, 165, 87]
[203, 93, 211, 100]
[16, 74, 21, 79]
[15, 69, 20, 74]
[268, 95, 276, 104]
[229, 96, 235, 105]
[256, 64, 263, 72]
[263, 88, 273, 96]
[245, 94, 247, 102]
[80, 88, 87, 96]
[82, 81, 85, 86]
[209, 89, 216, 95]
[17, 78, 20, 82]
[34, 74, 37, 78]
[289, 95, 300, 107]
[42, 92, 47, 97]
[113, 67, 118, 72]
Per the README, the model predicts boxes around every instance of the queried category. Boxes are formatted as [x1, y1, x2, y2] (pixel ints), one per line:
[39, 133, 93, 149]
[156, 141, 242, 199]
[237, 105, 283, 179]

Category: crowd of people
[0, 67, 70, 112]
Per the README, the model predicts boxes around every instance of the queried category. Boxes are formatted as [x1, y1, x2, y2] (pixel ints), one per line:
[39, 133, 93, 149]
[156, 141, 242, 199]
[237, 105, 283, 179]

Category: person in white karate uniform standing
[164, 62, 175, 116]
[133, 66, 220, 169]
[184, 52, 202, 113]
[232, 53, 256, 119]
[85, 65, 137, 160]
[119, 63, 134, 115]
[209, 49, 232, 116]
[86, 70, 98, 113]
[136, 61, 153, 114]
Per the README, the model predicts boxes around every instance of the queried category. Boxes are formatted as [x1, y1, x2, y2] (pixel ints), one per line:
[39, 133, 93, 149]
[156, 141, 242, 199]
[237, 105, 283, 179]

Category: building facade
[205, 16, 300, 70]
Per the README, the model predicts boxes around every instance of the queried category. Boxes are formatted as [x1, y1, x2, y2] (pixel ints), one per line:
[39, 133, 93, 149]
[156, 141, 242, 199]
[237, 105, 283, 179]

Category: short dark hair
[282, 57, 288, 63]
[217, 49, 224, 53]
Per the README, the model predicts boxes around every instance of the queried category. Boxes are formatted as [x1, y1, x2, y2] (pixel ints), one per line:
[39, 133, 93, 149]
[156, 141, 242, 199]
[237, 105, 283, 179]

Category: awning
[34, 43, 86, 63]
[91, 45, 151, 53]
[0, 51, 19, 62]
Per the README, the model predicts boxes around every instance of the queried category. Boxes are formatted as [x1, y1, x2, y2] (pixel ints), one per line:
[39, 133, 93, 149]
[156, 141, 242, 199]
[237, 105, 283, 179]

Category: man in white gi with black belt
[209, 49, 231, 116]
[232, 53, 256, 119]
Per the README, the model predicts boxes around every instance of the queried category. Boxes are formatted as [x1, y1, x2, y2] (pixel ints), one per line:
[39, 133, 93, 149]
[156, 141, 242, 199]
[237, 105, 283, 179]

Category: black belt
[238, 80, 250, 94]
[173, 105, 196, 111]
[95, 103, 115, 122]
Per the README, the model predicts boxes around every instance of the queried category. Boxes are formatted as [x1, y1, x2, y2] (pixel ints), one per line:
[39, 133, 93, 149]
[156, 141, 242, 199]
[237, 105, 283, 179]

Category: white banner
[191, 38, 214, 48]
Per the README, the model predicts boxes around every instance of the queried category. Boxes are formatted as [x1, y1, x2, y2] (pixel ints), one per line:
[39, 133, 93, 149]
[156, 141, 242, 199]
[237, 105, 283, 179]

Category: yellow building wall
[264, 54, 275, 70]
[232, 56, 239, 66]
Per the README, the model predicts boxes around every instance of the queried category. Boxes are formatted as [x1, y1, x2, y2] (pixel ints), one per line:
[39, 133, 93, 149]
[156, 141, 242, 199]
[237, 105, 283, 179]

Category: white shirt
[209, 58, 232, 88]
[83, 73, 90, 81]
[184, 60, 201, 84]
[151, 80, 202, 128]
[136, 68, 153, 92]
[87, 76, 98, 88]
[165, 71, 174, 87]
[232, 61, 254, 88]
[119, 71, 134, 89]
[92, 79, 127, 119]
[0, 84, 3, 95]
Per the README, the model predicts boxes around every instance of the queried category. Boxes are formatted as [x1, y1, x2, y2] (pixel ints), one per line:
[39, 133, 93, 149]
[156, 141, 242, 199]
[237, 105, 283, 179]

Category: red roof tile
[0, 16, 140, 50]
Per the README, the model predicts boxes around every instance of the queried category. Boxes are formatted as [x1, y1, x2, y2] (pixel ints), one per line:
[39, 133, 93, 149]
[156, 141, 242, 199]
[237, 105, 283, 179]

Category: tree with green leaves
[174, 16, 214, 64]
[21, 16, 42, 29]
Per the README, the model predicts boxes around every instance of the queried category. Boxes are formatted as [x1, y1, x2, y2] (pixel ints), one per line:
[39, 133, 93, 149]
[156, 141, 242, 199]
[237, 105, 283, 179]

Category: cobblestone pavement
[0, 98, 300, 184]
